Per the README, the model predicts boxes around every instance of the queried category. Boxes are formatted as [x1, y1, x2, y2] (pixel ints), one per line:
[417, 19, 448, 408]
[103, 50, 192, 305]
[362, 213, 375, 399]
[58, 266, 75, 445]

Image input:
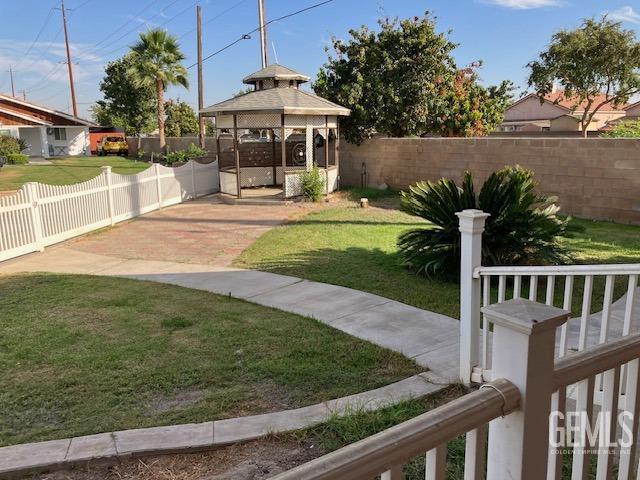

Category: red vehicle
[89, 127, 126, 155]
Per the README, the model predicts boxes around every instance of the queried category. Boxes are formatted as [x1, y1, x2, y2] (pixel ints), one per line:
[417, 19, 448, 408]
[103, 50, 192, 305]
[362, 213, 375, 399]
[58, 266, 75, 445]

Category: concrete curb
[0, 373, 443, 479]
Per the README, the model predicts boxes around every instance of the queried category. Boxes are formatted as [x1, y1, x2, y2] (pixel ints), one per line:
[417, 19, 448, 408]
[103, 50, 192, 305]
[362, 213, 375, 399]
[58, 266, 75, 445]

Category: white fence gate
[0, 160, 219, 262]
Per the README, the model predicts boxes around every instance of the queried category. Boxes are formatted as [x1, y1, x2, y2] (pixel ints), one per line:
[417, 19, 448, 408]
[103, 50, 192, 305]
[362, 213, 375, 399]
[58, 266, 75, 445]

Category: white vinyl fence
[0, 160, 219, 262]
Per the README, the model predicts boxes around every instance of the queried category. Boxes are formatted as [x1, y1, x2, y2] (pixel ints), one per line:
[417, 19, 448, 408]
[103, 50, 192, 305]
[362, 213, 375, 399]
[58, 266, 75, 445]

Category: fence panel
[0, 160, 219, 262]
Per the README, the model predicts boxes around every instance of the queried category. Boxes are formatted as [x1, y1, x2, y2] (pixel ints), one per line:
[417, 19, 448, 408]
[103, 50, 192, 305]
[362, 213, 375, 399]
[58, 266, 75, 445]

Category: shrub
[7, 153, 28, 165]
[0, 136, 20, 157]
[184, 143, 206, 160]
[398, 166, 573, 277]
[17, 138, 28, 153]
[602, 119, 640, 138]
[301, 164, 325, 201]
[164, 150, 187, 165]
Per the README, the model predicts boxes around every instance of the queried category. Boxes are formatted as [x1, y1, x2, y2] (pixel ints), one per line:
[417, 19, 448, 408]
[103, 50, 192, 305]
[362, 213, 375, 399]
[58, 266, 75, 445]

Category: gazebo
[201, 64, 350, 199]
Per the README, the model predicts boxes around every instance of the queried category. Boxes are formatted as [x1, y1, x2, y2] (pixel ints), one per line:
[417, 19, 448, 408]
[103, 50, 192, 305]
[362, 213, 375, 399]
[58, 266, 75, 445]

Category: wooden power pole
[8, 65, 15, 97]
[60, 0, 78, 117]
[257, 0, 268, 68]
[197, 4, 205, 148]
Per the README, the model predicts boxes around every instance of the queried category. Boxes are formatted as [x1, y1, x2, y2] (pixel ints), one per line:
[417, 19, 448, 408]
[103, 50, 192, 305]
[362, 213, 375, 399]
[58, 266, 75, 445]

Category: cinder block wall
[340, 138, 640, 225]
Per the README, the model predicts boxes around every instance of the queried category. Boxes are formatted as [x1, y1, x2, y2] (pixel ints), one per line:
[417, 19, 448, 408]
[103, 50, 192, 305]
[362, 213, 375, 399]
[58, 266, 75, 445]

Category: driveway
[66, 195, 309, 267]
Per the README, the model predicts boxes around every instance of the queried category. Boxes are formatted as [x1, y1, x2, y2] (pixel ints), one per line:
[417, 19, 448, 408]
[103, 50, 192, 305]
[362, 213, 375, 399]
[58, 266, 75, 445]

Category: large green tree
[528, 17, 640, 137]
[164, 99, 199, 137]
[313, 12, 512, 143]
[91, 54, 155, 136]
[128, 28, 189, 151]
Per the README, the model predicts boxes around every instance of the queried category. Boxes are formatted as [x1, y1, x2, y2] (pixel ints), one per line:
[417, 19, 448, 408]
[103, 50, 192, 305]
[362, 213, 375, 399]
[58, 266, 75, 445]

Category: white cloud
[482, 0, 563, 9]
[607, 6, 640, 24]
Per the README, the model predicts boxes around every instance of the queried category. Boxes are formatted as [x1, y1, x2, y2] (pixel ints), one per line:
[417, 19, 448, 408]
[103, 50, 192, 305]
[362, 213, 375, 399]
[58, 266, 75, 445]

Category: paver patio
[67, 195, 310, 267]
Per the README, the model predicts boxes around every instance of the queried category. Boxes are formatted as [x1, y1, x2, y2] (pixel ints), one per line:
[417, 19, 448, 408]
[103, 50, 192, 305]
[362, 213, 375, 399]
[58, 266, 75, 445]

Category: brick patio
[68, 196, 311, 267]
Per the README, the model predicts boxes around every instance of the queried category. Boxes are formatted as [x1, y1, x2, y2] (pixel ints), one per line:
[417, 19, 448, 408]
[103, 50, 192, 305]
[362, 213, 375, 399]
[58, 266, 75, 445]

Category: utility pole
[19, 89, 27, 101]
[197, 4, 205, 148]
[59, 0, 78, 117]
[8, 65, 15, 97]
[257, 0, 268, 68]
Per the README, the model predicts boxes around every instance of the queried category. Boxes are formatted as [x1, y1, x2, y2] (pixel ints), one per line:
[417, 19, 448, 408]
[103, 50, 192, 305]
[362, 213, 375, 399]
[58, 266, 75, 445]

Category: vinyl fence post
[190, 160, 197, 198]
[25, 182, 44, 252]
[456, 209, 489, 385]
[154, 163, 163, 209]
[484, 299, 569, 480]
[101, 166, 115, 226]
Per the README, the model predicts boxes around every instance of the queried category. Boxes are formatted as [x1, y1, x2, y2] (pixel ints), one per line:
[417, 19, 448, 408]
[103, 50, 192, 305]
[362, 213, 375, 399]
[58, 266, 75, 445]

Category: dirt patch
[30, 438, 322, 480]
[146, 389, 207, 414]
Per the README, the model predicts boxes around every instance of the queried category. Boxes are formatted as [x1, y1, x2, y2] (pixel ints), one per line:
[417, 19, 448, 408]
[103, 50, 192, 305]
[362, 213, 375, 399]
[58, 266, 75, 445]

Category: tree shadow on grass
[248, 245, 461, 318]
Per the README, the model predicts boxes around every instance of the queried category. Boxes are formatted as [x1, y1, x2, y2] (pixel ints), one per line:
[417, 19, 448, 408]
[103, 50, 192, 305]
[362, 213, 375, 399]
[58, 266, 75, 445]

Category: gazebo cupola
[201, 64, 350, 199]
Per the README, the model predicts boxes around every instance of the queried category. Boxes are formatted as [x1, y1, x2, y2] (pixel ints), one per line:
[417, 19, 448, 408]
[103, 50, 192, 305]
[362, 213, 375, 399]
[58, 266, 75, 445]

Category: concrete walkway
[0, 247, 460, 381]
[0, 373, 443, 478]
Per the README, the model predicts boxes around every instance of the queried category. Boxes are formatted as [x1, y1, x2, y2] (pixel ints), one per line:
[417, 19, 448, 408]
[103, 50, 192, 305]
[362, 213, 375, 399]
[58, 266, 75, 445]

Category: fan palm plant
[398, 166, 574, 277]
[128, 29, 189, 152]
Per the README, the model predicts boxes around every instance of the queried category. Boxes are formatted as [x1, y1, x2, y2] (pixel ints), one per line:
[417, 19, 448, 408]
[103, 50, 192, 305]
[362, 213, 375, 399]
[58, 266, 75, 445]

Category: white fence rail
[457, 209, 640, 385]
[0, 160, 219, 262]
[272, 300, 640, 479]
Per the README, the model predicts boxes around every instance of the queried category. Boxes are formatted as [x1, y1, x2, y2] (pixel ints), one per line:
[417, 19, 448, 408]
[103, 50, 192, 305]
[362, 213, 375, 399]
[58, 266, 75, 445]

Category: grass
[0, 273, 421, 446]
[297, 384, 595, 480]
[296, 385, 468, 480]
[0, 156, 149, 191]
[236, 188, 640, 318]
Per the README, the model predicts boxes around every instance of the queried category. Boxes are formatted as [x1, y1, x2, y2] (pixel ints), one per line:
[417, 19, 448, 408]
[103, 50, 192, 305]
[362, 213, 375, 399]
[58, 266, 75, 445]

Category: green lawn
[0, 156, 149, 191]
[0, 273, 420, 446]
[236, 188, 640, 319]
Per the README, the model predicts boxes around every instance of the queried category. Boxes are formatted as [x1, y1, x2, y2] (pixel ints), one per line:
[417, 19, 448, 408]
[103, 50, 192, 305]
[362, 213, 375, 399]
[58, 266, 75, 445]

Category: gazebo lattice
[201, 64, 350, 199]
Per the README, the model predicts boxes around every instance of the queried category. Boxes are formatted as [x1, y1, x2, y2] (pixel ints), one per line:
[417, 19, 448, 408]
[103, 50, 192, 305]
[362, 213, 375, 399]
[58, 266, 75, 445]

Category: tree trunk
[156, 79, 166, 153]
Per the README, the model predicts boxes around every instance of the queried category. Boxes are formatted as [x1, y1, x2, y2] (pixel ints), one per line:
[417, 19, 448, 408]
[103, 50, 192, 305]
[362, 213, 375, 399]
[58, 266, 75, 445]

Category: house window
[53, 128, 67, 141]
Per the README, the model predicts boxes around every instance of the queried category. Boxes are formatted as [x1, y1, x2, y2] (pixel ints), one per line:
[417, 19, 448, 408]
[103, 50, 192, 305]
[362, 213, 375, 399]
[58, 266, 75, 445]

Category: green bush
[398, 166, 574, 277]
[0, 136, 20, 157]
[602, 119, 640, 138]
[7, 153, 28, 165]
[163, 144, 207, 165]
[301, 164, 325, 201]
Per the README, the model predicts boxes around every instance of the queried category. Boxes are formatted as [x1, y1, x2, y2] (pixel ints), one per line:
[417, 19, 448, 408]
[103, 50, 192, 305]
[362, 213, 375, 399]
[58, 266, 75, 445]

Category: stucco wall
[340, 137, 640, 225]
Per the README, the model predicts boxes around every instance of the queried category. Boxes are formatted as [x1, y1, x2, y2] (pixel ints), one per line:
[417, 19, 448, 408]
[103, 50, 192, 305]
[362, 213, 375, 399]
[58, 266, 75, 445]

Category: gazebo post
[271, 129, 277, 186]
[324, 115, 329, 195]
[233, 114, 242, 198]
[281, 113, 286, 196]
[335, 123, 340, 190]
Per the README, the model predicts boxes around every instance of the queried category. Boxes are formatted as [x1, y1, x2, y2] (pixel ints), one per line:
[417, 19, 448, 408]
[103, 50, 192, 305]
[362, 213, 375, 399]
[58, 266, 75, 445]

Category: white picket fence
[0, 160, 219, 262]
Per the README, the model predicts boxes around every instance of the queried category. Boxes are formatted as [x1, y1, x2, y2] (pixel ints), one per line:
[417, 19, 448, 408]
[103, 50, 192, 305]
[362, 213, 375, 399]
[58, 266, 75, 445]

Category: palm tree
[128, 28, 188, 152]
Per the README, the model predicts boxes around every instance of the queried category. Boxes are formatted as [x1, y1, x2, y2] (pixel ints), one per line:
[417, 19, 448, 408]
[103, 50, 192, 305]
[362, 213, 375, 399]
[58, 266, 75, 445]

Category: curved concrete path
[0, 247, 461, 381]
[0, 373, 443, 478]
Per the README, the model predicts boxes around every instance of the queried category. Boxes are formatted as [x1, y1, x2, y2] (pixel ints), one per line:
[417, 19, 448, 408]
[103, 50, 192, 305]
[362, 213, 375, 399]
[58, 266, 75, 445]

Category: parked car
[98, 136, 129, 156]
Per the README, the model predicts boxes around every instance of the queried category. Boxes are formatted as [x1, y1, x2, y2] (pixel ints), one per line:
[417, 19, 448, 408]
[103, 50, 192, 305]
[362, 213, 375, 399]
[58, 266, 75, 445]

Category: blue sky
[0, 0, 639, 119]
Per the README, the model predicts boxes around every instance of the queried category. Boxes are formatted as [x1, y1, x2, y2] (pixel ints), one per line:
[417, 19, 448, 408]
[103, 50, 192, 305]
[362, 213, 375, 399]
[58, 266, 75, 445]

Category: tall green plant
[398, 166, 572, 277]
[128, 29, 189, 152]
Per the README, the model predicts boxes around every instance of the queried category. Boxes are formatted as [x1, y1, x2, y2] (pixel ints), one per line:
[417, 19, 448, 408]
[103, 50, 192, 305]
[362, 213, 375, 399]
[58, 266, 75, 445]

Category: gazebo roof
[242, 64, 310, 84]
[201, 87, 350, 116]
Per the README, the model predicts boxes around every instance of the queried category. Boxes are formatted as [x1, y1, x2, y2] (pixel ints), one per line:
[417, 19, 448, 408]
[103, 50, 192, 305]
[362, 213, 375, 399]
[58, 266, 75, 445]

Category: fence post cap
[456, 209, 490, 233]
[482, 298, 569, 336]
[100, 165, 112, 172]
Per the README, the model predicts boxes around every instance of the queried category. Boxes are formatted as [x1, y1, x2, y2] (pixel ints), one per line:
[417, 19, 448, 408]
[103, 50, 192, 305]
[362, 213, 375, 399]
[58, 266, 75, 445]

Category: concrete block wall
[340, 138, 640, 225]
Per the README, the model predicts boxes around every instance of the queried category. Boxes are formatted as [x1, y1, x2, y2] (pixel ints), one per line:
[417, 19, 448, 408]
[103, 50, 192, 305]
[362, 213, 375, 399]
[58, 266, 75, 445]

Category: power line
[188, 0, 335, 69]
[14, 3, 57, 71]
[94, 0, 185, 57]
[178, 0, 250, 39]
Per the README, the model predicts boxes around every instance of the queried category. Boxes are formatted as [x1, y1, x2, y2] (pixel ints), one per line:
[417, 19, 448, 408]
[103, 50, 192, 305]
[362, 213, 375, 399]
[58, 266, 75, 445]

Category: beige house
[498, 90, 628, 133]
[624, 100, 640, 120]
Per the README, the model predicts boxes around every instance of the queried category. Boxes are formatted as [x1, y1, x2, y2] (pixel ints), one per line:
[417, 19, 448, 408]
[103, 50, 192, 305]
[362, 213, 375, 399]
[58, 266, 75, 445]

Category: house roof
[201, 87, 350, 116]
[624, 100, 640, 111]
[543, 90, 628, 111]
[0, 93, 96, 126]
[242, 64, 310, 84]
[0, 106, 52, 125]
[508, 91, 628, 114]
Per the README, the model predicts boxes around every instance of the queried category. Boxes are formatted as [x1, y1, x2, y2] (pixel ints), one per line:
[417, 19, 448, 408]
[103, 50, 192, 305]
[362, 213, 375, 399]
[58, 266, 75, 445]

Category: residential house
[0, 94, 96, 157]
[623, 100, 640, 121]
[498, 90, 628, 133]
